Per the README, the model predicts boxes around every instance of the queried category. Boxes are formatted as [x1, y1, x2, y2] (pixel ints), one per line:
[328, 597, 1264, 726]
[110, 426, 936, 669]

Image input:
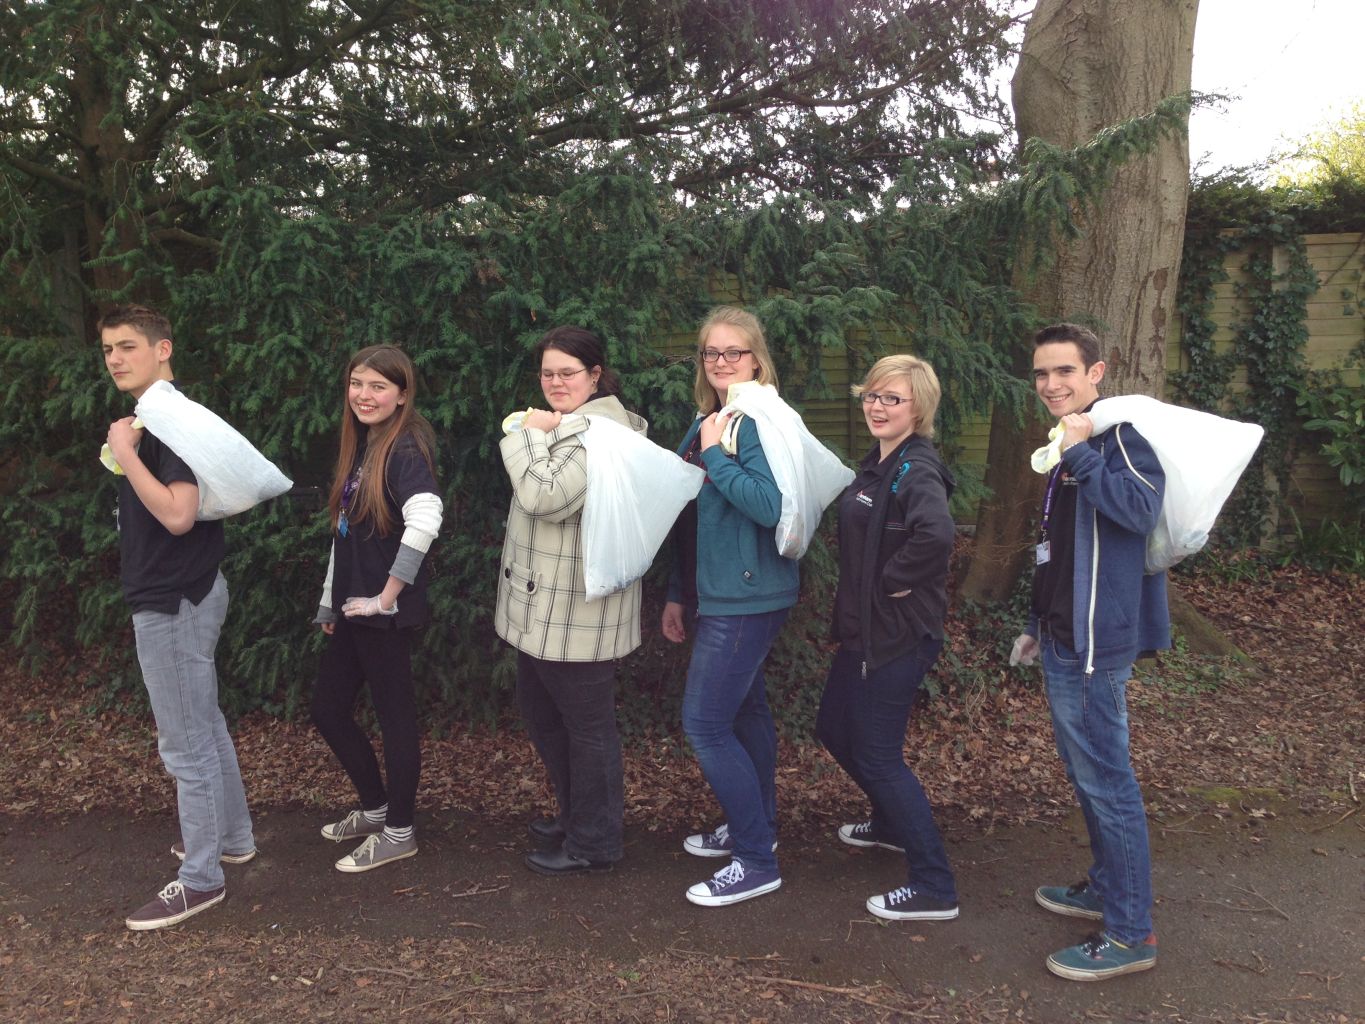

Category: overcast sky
[1186, 0, 1360, 173]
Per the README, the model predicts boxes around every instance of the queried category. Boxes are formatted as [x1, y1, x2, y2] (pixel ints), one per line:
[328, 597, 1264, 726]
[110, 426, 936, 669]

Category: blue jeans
[1042, 635, 1153, 945]
[132, 573, 254, 891]
[681, 609, 788, 873]
[815, 641, 956, 902]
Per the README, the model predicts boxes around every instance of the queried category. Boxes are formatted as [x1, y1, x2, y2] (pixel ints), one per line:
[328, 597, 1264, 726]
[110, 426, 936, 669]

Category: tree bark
[960, 0, 1197, 603]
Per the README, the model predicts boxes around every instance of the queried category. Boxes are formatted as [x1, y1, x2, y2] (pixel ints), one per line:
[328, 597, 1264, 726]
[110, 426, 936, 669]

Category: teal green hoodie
[669, 414, 800, 616]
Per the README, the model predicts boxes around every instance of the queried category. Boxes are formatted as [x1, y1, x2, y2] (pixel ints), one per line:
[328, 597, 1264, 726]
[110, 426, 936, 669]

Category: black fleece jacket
[831, 435, 956, 674]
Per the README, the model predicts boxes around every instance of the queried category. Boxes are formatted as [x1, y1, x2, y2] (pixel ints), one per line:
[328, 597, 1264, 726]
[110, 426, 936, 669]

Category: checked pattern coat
[495, 395, 647, 662]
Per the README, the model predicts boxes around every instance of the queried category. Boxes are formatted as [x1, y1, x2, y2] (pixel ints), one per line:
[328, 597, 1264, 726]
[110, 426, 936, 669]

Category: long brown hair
[327, 345, 436, 537]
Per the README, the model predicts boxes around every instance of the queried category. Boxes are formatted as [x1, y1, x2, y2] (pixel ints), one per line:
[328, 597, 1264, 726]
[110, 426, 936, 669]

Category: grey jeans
[132, 573, 254, 891]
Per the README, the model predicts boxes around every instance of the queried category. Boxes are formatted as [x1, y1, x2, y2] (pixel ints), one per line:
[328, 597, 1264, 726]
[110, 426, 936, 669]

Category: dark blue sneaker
[1047, 931, 1157, 981]
[683, 824, 777, 859]
[685, 858, 782, 907]
[866, 886, 959, 921]
[837, 821, 905, 853]
[1035, 880, 1105, 921]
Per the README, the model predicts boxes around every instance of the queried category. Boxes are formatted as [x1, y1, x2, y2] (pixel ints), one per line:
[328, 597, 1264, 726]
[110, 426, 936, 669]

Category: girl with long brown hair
[310, 345, 443, 873]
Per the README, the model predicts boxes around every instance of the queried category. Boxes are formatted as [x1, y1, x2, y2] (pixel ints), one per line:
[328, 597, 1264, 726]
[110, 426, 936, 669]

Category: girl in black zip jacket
[814, 354, 960, 923]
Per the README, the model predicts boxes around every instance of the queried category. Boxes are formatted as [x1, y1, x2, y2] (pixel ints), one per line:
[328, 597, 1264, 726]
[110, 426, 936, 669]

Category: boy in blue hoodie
[1013, 323, 1170, 981]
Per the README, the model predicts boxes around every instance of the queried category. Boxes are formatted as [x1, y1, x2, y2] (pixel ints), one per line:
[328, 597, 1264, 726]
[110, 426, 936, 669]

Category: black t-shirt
[329, 433, 438, 630]
[1032, 461, 1080, 649]
[118, 427, 224, 614]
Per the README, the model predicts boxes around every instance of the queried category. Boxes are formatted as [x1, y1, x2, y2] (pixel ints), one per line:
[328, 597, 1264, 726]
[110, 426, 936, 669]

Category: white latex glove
[1010, 633, 1039, 667]
[342, 594, 399, 618]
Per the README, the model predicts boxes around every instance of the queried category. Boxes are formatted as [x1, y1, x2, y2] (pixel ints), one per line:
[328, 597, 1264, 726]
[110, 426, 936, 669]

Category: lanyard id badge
[1037, 467, 1062, 565]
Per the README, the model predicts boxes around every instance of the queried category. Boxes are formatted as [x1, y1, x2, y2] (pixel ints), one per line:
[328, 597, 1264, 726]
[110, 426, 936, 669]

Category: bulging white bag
[1087, 395, 1263, 573]
[580, 416, 705, 601]
[719, 381, 854, 559]
[129, 380, 293, 519]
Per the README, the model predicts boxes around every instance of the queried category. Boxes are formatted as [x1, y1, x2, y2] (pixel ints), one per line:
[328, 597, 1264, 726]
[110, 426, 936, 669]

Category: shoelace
[157, 880, 186, 904]
[1066, 880, 1091, 897]
[1080, 933, 1112, 958]
[850, 822, 873, 839]
[883, 886, 916, 907]
[711, 860, 746, 888]
[351, 834, 381, 861]
[709, 824, 730, 845]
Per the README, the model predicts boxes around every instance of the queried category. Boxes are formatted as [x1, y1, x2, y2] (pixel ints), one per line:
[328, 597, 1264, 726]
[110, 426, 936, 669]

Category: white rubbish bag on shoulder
[104, 380, 293, 520]
[580, 416, 705, 602]
[719, 380, 854, 559]
[1088, 395, 1263, 573]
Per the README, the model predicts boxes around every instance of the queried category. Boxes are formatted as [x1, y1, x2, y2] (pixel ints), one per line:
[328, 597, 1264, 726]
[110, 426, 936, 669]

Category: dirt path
[3, 803, 1360, 1022]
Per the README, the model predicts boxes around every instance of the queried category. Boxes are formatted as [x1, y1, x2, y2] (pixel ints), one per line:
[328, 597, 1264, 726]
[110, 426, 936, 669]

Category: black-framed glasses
[539, 367, 588, 382]
[861, 392, 910, 407]
[699, 348, 753, 364]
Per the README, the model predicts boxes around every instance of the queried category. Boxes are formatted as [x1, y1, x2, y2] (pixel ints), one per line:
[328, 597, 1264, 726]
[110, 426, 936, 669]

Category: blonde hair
[850, 354, 941, 439]
[692, 306, 780, 413]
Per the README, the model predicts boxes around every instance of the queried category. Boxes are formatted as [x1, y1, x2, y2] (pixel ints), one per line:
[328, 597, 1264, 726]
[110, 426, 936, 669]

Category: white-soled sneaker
[321, 810, 384, 843]
[867, 886, 959, 921]
[335, 833, 417, 873]
[837, 821, 905, 853]
[683, 823, 777, 858]
[685, 859, 782, 907]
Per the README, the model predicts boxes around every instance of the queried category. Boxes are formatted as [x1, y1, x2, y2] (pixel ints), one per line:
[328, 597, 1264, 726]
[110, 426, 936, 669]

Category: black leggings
[310, 619, 420, 829]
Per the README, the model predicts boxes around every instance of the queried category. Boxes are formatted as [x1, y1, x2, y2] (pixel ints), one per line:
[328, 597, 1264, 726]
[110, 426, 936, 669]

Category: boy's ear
[1088, 359, 1106, 385]
[155, 337, 174, 365]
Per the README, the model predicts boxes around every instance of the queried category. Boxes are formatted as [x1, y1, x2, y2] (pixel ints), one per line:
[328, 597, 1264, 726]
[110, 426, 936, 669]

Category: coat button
[504, 567, 511, 578]
[743, 571, 752, 579]
[526, 581, 535, 593]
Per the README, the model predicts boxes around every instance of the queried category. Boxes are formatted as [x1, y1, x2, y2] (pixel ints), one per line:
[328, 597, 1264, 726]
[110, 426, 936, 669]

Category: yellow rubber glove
[99, 417, 144, 475]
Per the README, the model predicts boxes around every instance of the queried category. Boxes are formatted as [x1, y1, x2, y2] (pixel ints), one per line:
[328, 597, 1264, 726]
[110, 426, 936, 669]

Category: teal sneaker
[1046, 932, 1157, 981]
[1035, 880, 1104, 920]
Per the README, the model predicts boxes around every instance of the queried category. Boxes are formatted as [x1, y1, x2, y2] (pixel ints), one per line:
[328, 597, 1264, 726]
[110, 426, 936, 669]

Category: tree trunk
[960, 0, 1197, 603]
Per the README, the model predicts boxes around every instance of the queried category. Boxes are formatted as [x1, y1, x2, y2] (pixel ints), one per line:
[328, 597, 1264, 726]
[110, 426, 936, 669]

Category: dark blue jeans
[516, 652, 624, 863]
[815, 640, 956, 902]
[681, 609, 788, 873]
[1042, 635, 1153, 945]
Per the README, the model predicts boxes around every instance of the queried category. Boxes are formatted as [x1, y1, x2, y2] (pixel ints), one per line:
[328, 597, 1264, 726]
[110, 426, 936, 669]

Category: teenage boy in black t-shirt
[100, 304, 256, 931]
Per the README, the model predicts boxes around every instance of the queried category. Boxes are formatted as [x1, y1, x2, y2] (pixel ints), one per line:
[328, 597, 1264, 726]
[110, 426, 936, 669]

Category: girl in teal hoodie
[662, 306, 799, 908]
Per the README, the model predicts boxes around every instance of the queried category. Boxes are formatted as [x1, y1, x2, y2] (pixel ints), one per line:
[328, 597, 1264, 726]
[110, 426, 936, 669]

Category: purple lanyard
[1040, 466, 1063, 538]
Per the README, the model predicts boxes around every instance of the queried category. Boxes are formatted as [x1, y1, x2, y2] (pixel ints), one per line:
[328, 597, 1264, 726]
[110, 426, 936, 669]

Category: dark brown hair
[534, 326, 622, 399]
[327, 345, 436, 537]
[96, 304, 174, 345]
[1034, 322, 1102, 369]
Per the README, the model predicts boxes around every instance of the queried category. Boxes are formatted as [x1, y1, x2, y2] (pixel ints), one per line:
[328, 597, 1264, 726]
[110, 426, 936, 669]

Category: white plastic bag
[719, 381, 854, 559]
[128, 380, 293, 519]
[1087, 395, 1263, 572]
[580, 416, 705, 601]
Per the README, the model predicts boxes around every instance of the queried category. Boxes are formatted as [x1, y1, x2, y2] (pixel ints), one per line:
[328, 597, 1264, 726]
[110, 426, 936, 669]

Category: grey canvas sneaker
[125, 879, 225, 931]
[335, 833, 417, 873]
[321, 810, 385, 843]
